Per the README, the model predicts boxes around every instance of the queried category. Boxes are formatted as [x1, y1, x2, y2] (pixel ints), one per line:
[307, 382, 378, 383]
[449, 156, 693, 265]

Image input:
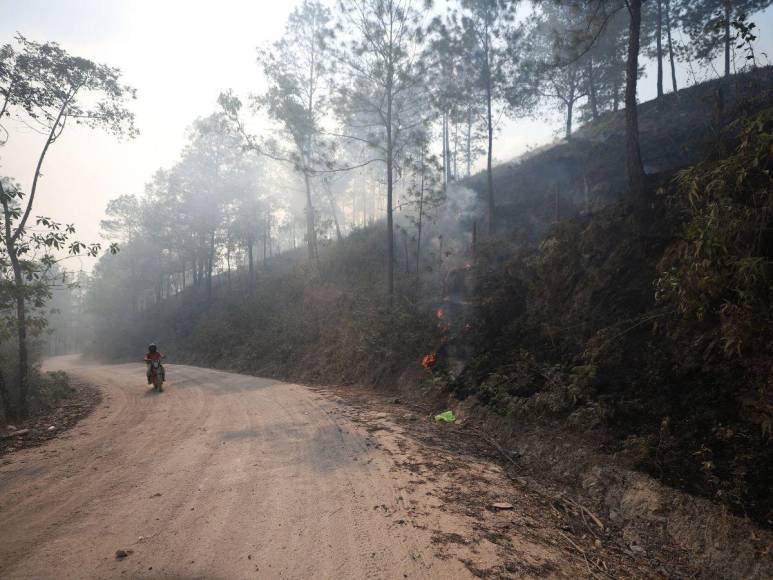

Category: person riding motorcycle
[144, 343, 166, 385]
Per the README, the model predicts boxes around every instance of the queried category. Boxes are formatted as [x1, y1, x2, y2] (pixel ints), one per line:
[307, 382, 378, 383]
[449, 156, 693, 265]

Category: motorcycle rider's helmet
[148, 343, 157, 353]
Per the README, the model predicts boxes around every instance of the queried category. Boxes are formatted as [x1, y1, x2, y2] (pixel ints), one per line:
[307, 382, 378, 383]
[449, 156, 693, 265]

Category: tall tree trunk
[444, 112, 452, 185]
[587, 57, 599, 120]
[2, 198, 27, 419]
[656, 0, 664, 99]
[565, 68, 576, 140]
[302, 171, 317, 263]
[206, 231, 215, 302]
[328, 192, 343, 242]
[226, 245, 231, 289]
[0, 363, 11, 421]
[267, 212, 273, 258]
[665, 0, 678, 93]
[386, 82, 395, 307]
[485, 56, 495, 235]
[11, 255, 27, 418]
[625, 0, 646, 200]
[441, 112, 448, 192]
[402, 228, 409, 274]
[466, 106, 472, 177]
[247, 237, 255, 288]
[351, 184, 357, 230]
[452, 121, 458, 180]
[724, 0, 731, 77]
[416, 155, 425, 276]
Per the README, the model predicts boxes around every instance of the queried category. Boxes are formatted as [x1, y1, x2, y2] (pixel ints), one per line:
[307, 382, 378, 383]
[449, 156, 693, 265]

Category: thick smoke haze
[2, 0, 773, 260]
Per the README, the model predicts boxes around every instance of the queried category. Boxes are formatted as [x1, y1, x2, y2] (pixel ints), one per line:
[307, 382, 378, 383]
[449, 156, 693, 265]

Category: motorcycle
[147, 359, 165, 392]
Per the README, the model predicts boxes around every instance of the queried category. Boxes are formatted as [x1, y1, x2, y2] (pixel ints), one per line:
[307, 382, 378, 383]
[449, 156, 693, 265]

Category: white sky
[1, 0, 772, 265]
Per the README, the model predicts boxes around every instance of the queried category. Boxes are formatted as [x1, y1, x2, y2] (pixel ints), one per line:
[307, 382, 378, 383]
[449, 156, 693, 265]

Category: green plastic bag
[434, 410, 456, 423]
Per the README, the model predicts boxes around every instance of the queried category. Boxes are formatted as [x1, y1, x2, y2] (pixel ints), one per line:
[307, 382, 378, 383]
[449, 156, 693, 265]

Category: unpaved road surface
[0, 357, 656, 579]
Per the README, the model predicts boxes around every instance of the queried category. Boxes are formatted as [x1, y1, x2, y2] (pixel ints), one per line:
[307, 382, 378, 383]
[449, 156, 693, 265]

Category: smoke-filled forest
[2, 1, 773, 578]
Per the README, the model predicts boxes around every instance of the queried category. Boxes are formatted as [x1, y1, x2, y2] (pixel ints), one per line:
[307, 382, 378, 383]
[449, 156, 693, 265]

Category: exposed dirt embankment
[452, 401, 773, 579]
[1, 368, 101, 457]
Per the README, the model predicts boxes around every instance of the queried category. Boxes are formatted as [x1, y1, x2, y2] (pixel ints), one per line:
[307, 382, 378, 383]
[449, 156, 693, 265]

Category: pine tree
[678, 0, 771, 77]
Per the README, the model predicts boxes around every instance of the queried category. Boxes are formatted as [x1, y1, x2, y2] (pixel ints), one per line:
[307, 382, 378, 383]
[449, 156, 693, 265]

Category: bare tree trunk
[444, 111, 452, 185]
[625, 0, 646, 200]
[416, 158, 425, 276]
[363, 182, 367, 227]
[466, 106, 472, 177]
[665, 0, 678, 93]
[351, 184, 357, 230]
[0, 364, 11, 421]
[302, 170, 317, 263]
[452, 121, 458, 180]
[247, 237, 255, 288]
[441, 112, 448, 192]
[587, 57, 598, 120]
[485, 60, 495, 235]
[656, 0, 664, 99]
[724, 0, 731, 77]
[328, 192, 343, 242]
[226, 245, 232, 289]
[386, 82, 395, 307]
[206, 230, 215, 302]
[402, 228, 409, 274]
[2, 198, 28, 419]
[267, 211, 273, 258]
[11, 256, 27, 417]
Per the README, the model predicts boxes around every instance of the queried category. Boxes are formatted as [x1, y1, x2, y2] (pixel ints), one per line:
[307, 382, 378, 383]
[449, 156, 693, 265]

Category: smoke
[426, 182, 480, 271]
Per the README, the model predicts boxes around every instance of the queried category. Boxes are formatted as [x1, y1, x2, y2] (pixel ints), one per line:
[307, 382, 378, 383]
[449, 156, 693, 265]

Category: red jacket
[144, 351, 164, 361]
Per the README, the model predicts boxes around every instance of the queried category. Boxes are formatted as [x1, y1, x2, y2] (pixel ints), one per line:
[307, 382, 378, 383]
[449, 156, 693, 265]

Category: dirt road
[0, 357, 652, 579]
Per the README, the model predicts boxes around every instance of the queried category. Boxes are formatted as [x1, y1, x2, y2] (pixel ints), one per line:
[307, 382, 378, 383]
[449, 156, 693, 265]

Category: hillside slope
[89, 68, 773, 569]
[465, 66, 773, 237]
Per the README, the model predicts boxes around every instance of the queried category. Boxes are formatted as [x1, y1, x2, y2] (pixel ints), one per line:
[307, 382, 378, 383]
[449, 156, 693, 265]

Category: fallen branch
[1, 429, 30, 439]
[474, 427, 520, 471]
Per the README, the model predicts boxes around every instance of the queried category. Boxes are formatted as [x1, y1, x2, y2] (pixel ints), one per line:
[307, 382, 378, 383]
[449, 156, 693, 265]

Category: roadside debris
[1, 429, 30, 439]
[115, 549, 133, 560]
[434, 410, 456, 423]
[0, 381, 100, 457]
[491, 502, 514, 510]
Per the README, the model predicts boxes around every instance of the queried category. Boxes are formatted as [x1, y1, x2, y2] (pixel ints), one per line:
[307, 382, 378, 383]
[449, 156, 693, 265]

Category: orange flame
[421, 353, 437, 370]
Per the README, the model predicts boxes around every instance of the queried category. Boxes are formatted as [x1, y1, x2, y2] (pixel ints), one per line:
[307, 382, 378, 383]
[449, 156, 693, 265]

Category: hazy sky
[2, 0, 772, 264]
